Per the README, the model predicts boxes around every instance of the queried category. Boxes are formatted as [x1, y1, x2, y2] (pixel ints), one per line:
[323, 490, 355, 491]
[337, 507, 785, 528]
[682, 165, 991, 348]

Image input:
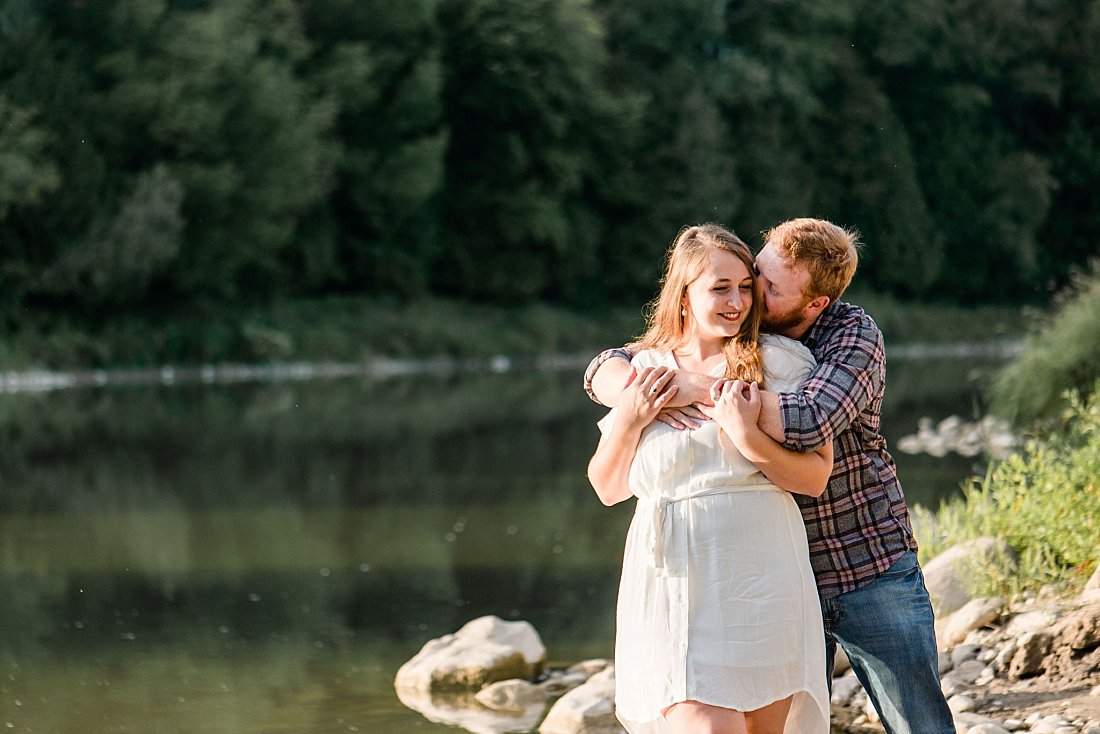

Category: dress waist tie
[639, 477, 776, 577]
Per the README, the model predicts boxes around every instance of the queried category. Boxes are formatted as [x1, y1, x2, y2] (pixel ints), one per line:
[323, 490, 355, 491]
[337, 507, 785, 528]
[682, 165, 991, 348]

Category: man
[584, 218, 955, 734]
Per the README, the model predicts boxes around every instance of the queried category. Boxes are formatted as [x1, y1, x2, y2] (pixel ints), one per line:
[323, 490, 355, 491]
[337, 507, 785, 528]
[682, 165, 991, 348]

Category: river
[0, 352, 1002, 733]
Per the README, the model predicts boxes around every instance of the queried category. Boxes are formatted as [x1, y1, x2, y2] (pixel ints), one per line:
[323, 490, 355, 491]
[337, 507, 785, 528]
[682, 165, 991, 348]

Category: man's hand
[656, 404, 712, 430]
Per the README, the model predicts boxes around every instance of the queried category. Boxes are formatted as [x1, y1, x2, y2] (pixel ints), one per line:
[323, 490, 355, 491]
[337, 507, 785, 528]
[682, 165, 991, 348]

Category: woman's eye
[713, 286, 728, 293]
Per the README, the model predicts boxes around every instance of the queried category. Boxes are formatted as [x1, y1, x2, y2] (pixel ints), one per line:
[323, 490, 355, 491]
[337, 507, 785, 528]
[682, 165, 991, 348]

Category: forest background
[2, 0, 1099, 368]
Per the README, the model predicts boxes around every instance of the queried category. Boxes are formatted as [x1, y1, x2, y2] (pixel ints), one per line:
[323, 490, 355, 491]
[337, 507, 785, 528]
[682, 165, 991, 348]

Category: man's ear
[804, 295, 831, 320]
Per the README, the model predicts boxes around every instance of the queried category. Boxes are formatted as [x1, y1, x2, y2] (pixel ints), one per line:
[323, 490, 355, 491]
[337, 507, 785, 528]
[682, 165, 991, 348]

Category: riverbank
[0, 292, 1026, 371]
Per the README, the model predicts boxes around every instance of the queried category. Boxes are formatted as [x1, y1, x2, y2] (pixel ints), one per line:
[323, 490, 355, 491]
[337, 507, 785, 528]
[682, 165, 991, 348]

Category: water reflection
[0, 356, 998, 732]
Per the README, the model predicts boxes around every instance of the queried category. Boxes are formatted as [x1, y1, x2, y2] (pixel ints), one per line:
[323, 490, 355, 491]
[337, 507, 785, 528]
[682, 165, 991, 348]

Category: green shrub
[989, 262, 1100, 426]
[915, 384, 1100, 597]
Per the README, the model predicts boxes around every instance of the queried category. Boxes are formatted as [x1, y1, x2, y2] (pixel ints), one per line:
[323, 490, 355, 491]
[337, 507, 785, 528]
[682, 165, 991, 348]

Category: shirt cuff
[778, 391, 803, 451]
[583, 347, 634, 403]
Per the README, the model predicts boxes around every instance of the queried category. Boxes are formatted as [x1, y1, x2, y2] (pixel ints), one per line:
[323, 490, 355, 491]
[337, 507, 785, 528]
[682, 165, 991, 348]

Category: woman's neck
[674, 336, 726, 373]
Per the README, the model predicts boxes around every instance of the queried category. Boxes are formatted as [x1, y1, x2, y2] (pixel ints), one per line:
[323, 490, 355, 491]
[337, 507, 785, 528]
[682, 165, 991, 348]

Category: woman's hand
[612, 366, 679, 433]
[589, 366, 678, 506]
[700, 378, 831, 497]
[702, 378, 761, 442]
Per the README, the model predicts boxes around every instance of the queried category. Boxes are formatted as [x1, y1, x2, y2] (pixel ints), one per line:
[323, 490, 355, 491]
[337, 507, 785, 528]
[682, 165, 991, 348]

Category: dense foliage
[989, 262, 1100, 425]
[914, 385, 1100, 596]
[2, 0, 1099, 329]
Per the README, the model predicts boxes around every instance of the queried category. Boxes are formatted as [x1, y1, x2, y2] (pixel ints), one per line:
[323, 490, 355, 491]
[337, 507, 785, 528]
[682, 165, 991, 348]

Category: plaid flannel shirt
[582, 301, 916, 600]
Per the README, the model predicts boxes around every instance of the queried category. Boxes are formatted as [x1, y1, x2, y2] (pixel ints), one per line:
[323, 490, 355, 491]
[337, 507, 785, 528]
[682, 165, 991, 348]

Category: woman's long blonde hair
[631, 224, 765, 385]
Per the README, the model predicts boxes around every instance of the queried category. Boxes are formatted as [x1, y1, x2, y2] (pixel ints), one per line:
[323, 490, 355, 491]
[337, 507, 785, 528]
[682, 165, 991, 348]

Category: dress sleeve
[761, 335, 816, 393]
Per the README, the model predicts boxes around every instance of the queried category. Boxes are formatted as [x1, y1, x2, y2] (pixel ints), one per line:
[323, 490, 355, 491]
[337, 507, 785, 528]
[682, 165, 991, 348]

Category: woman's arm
[702, 380, 832, 497]
[587, 366, 678, 505]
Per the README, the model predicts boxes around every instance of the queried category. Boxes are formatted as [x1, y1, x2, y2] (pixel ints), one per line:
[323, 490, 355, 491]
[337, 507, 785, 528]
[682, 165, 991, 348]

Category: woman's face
[681, 248, 754, 344]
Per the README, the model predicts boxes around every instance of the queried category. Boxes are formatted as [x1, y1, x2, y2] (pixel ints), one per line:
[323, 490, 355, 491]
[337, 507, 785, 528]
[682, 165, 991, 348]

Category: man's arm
[583, 348, 715, 409]
[587, 351, 634, 408]
[706, 380, 832, 496]
[766, 320, 885, 452]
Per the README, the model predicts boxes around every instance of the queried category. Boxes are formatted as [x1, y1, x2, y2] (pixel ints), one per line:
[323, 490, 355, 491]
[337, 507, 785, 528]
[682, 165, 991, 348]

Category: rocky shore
[395, 542, 1100, 734]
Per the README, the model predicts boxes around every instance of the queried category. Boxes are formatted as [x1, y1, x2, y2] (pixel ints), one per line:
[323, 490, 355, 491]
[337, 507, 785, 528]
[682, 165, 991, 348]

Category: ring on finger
[649, 386, 659, 394]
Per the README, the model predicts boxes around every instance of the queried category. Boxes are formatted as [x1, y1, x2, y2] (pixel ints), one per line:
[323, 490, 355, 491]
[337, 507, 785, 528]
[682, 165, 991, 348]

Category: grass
[913, 384, 1100, 598]
[987, 261, 1100, 426]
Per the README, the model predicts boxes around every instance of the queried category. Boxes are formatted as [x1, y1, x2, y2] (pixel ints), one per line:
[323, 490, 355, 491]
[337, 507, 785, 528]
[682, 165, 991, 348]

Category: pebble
[953, 644, 981, 667]
[830, 675, 863, 707]
[949, 695, 979, 714]
[1031, 715, 1073, 734]
[942, 674, 966, 697]
[955, 659, 987, 684]
[968, 724, 1011, 734]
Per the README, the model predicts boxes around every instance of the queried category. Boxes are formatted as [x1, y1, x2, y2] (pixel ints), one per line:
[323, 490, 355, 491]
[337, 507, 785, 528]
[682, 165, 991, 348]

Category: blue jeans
[822, 551, 956, 734]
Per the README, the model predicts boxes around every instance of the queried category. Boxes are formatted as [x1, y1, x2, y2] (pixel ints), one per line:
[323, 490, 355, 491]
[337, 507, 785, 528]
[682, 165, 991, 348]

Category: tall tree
[437, 0, 619, 303]
[302, 0, 447, 297]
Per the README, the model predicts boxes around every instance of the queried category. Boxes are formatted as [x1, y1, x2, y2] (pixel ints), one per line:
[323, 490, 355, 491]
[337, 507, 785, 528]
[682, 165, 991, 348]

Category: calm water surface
[0, 355, 999, 733]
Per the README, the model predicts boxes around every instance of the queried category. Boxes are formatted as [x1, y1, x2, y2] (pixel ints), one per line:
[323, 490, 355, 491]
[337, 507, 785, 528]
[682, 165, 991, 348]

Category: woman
[587, 224, 831, 734]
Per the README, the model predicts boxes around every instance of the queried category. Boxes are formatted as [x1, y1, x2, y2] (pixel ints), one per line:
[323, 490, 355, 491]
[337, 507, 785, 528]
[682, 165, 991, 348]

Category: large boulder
[937, 596, 1004, 649]
[539, 667, 623, 734]
[923, 538, 1016, 615]
[395, 615, 547, 692]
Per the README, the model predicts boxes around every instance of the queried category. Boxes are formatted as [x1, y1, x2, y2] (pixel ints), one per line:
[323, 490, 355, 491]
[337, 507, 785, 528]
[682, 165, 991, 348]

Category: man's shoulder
[817, 301, 882, 342]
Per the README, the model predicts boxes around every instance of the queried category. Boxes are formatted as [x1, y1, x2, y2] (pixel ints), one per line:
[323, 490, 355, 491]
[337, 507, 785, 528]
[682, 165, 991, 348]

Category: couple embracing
[585, 219, 955, 734]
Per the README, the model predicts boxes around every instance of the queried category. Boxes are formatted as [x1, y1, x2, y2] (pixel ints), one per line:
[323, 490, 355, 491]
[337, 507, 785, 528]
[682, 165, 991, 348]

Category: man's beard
[760, 302, 809, 335]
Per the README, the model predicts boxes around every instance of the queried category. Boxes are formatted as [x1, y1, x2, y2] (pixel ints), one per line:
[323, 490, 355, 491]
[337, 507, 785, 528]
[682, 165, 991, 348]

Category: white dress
[597, 335, 828, 734]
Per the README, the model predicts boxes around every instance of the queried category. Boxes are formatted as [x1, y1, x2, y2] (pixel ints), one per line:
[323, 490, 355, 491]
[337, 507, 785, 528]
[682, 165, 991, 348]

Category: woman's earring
[681, 308, 686, 318]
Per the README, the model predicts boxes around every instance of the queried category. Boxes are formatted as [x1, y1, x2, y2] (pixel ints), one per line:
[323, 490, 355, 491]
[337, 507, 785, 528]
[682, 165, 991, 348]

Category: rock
[1031, 714, 1072, 733]
[1055, 605, 1100, 651]
[539, 668, 623, 734]
[567, 659, 611, 677]
[1003, 609, 1059, 637]
[1085, 566, 1100, 594]
[968, 724, 1011, 734]
[955, 659, 987, 684]
[1003, 719, 1026, 731]
[539, 672, 591, 697]
[863, 695, 881, 724]
[994, 641, 1018, 673]
[949, 695, 979, 714]
[974, 665, 995, 686]
[395, 616, 547, 692]
[475, 679, 548, 712]
[953, 644, 982, 667]
[830, 674, 863, 706]
[833, 645, 852, 676]
[941, 597, 1004, 649]
[940, 651, 955, 674]
[941, 673, 966, 698]
[924, 539, 1016, 616]
[955, 712, 1004, 733]
[1006, 631, 1052, 679]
